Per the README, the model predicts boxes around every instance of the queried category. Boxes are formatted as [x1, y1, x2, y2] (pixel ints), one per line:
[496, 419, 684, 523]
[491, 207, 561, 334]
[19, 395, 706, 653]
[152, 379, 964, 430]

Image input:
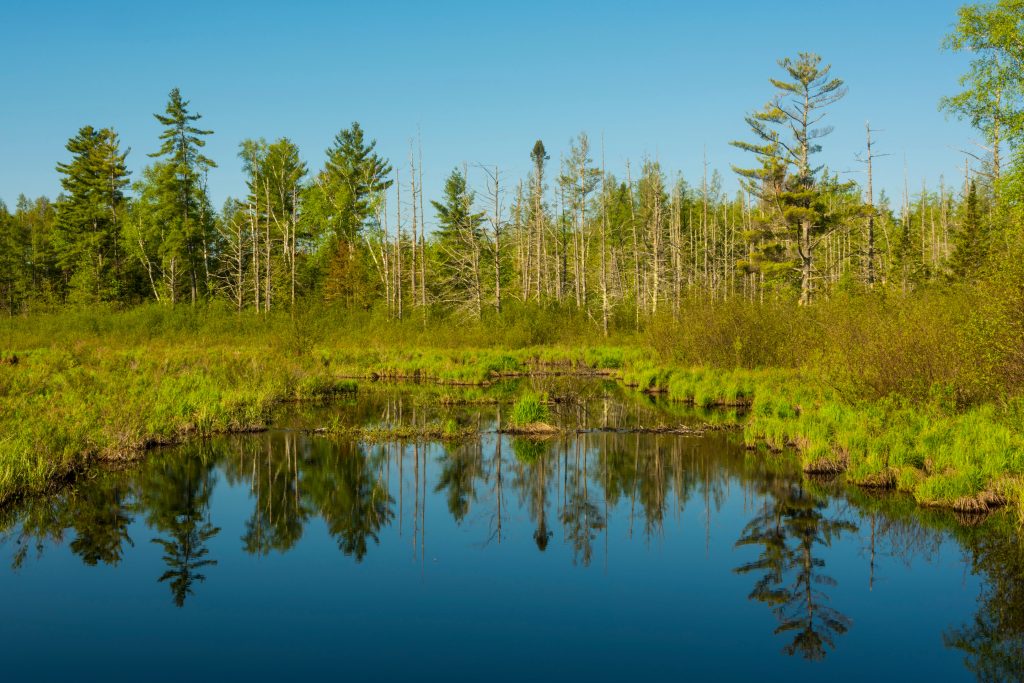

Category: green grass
[3, 304, 1024, 520]
[507, 391, 552, 427]
[743, 381, 1024, 512]
[323, 419, 478, 442]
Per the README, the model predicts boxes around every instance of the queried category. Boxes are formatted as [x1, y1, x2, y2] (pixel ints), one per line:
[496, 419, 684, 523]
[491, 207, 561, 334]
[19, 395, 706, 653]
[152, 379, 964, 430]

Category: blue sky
[1, 0, 975, 220]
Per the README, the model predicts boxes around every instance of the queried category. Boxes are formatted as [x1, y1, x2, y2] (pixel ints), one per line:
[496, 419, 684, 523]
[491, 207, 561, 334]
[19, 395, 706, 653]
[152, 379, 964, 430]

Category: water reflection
[140, 454, 220, 607]
[0, 395, 1021, 678]
[943, 521, 1024, 681]
[736, 477, 857, 660]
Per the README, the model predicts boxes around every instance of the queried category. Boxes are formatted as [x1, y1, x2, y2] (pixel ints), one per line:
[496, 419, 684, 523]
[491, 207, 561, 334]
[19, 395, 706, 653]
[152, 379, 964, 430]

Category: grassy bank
[2, 303, 1024, 520]
[627, 364, 1024, 517]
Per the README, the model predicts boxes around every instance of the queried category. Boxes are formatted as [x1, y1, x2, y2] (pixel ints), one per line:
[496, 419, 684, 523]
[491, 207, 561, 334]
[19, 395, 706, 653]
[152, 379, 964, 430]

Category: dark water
[1, 383, 1022, 682]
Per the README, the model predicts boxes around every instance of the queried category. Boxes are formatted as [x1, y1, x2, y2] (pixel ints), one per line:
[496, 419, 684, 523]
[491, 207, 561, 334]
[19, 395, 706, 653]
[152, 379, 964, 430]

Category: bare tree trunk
[264, 178, 272, 312]
[291, 187, 298, 310]
[865, 123, 876, 288]
[799, 220, 812, 306]
[251, 196, 260, 313]
[534, 168, 543, 302]
[650, 171, 661, 315]
[517, 181, 528, 300]
[626, 160, 640, 327]
[600, 137, 609, 337]
[702, 149, 709, 295]
[485, 164, 503, 313]
[395, 173, 403, 320]
[409, 145, 417, 308]
[419, 135, 427, 313]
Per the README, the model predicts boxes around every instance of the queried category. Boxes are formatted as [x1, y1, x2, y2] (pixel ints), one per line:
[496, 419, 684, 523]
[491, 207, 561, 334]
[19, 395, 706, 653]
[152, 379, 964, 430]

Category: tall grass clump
[507, 391, 552, 428]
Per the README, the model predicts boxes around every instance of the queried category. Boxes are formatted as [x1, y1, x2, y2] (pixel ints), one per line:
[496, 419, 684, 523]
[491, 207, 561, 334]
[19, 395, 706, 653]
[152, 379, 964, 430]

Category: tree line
[1, 1, 1020, 330]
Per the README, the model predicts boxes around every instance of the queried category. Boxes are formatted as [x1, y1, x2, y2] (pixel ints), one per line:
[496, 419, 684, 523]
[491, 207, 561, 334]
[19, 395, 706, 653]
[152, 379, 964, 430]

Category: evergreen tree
[949, 180, 988, 281]
[54, 126, 130, 302]
[308, 122, 392, 305]
[432, 167, 486, 314]
[732, 53, 847, 305]
[312, 122, 392, 245]
[148, 88, 216, 304]
[126, 161, 197, 303]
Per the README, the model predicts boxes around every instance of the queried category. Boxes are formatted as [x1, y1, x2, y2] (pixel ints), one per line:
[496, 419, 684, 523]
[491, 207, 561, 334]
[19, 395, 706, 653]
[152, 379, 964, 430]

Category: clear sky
[0, 0, 975, 221]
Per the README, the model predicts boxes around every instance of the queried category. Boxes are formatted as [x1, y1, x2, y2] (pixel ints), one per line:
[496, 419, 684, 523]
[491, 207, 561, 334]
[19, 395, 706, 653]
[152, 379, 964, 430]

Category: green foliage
[53, 126, 131, 303]
[941, 0, 1024, 163]
[132, 88, 217, 305]
[508, 391, 551, 427]
[731, 52, 849, 304]
[308, 121, 392, 246]
[6, 6, 1024, 524]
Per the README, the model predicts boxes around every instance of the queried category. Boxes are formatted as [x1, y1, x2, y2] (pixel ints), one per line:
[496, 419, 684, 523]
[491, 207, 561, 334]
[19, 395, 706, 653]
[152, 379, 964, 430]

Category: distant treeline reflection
[0, 430, 1020, 674]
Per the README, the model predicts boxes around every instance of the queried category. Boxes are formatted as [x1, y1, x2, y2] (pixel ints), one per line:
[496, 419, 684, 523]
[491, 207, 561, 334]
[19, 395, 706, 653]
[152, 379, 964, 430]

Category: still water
[1, 382, 1021, 681]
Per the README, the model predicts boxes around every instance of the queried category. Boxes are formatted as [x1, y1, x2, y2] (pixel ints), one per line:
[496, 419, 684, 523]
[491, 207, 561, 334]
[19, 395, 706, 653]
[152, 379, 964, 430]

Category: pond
[1, 381, 1021, 681]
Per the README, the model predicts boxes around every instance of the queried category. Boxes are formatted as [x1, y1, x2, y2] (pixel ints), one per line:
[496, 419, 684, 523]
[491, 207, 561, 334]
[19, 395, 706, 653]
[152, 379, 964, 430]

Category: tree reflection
[234, 436, 309, 555]
[302, 439, 394, 561]
[0, 473, 136, 570]
[943, 518, 1024, 682]
[68, 477, 135, 566]
[511, 437, 554, 551]
[558, 440, 605, 566]
[735, 479, 856, 660]
[434, 440, 483, 524]
[4, 386, 1024, 683]
[139, 452, 221, 607]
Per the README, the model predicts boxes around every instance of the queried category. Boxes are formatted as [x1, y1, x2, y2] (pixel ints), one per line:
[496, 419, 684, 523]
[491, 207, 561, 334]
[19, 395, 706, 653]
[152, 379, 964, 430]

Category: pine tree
[314, 122, 392, 245]
[432, 167, 486, 315]
[732, 53, 847, 305]
[949, 180, 988, 281]
[308, 122, 392, 306]
[54, 126, 130, 302]
[125, 162, 192, 304]
[148, 88, 216, 304]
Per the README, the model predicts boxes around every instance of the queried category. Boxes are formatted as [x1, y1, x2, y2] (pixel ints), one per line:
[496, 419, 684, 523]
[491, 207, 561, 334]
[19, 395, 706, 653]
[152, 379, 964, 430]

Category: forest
[2, 0, 1024, 517]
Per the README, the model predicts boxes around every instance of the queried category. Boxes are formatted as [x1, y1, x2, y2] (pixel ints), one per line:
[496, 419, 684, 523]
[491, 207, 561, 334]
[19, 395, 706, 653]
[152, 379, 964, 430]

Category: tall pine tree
[732, 53, 847, 305]
[148, 88, 216, 304]
[54, 126, 130, 302]
[432, 167, 486, 315]
[308, 122, 392, 305]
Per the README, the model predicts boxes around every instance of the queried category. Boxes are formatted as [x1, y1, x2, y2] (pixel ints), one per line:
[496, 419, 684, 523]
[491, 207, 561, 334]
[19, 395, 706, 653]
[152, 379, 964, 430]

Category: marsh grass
[3, 304, 1024, 519]
[504, 391, 559, 434]
[743, 382, 1024, 512]
[321, 419, 478, 442]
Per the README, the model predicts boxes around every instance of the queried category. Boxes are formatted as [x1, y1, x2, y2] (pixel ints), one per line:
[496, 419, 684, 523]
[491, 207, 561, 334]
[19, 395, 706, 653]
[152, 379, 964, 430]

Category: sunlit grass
[507, 391, 552, 428]
[2, 305, 1024, 518]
